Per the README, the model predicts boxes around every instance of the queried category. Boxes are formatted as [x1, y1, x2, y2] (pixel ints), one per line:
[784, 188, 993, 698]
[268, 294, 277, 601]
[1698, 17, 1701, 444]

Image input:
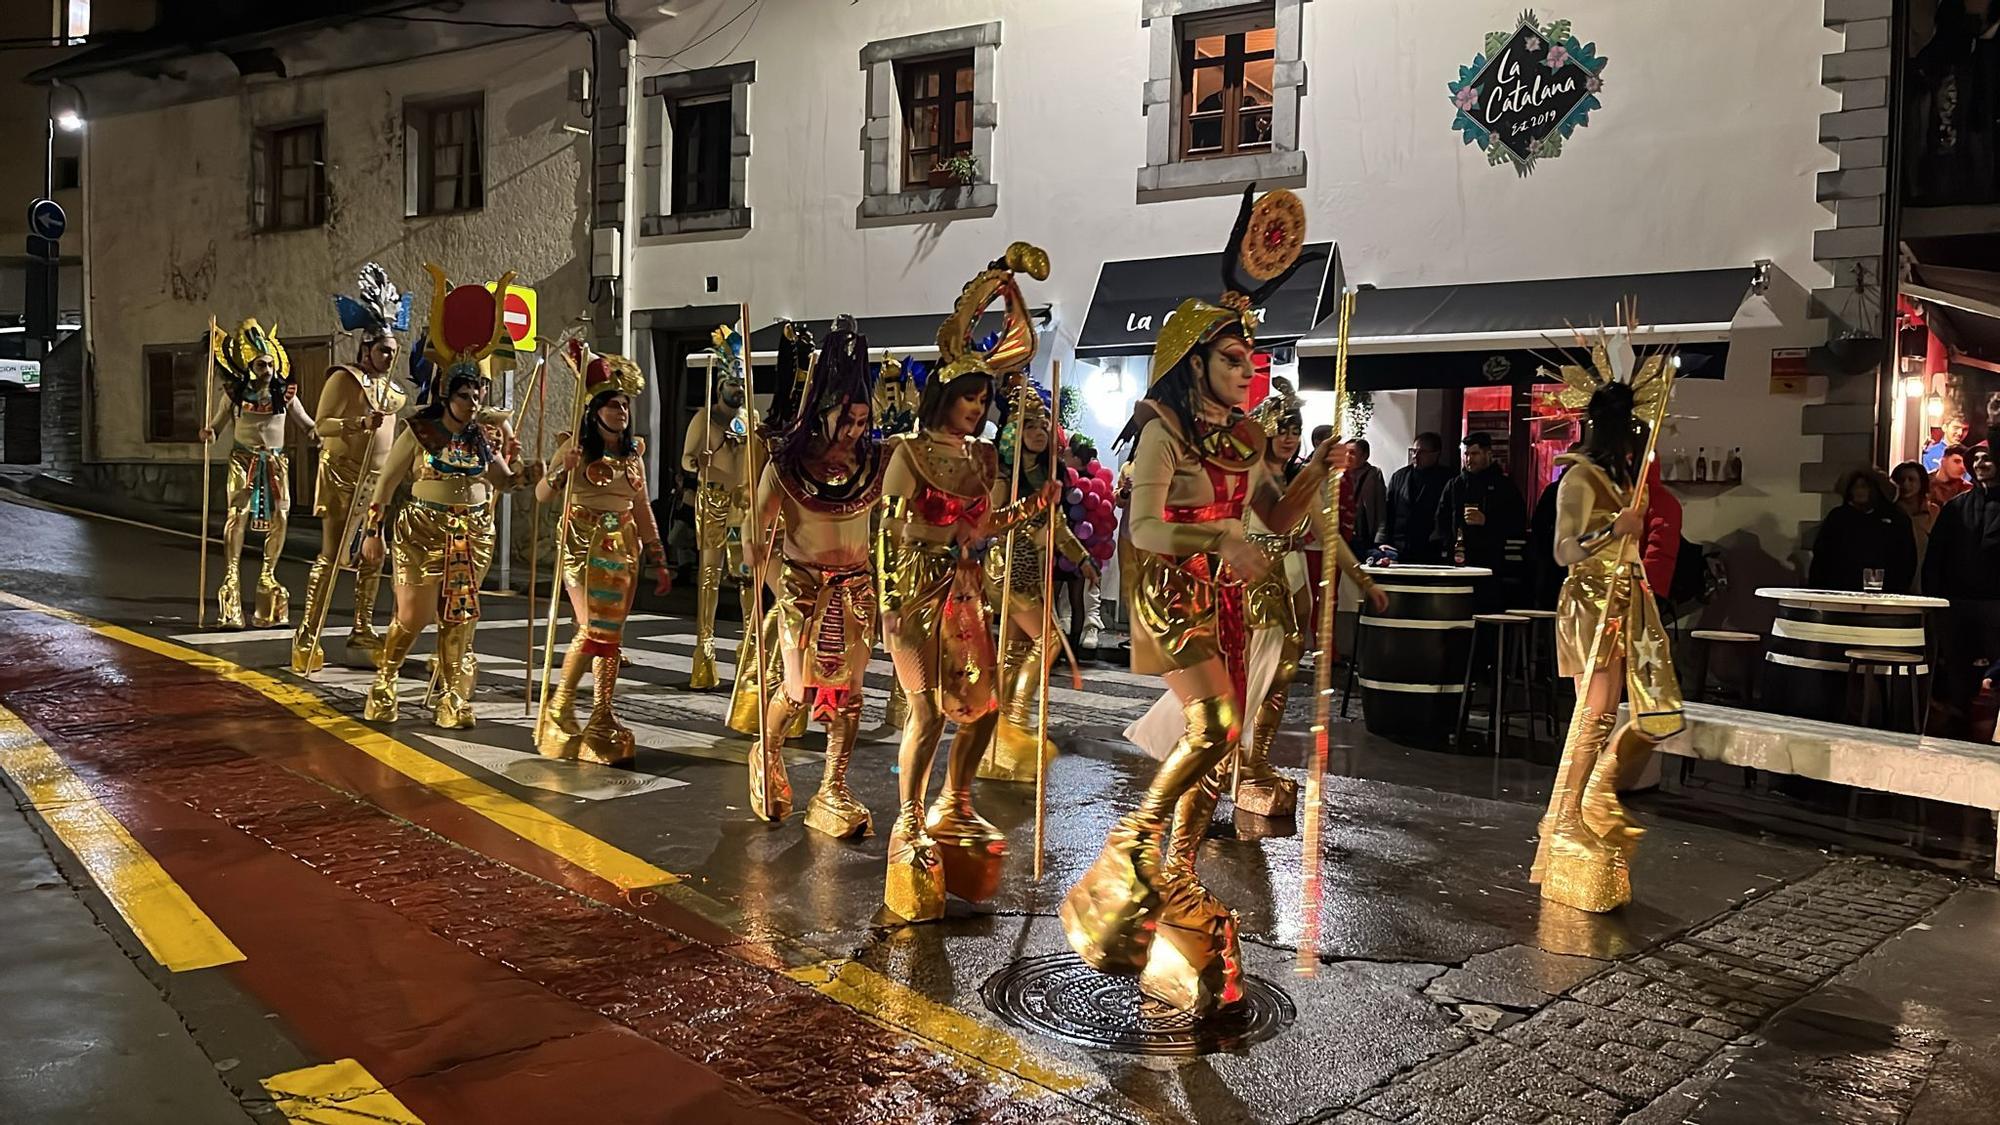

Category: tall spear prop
[994, 377, 1028, 800]
[196, 315, 218, 628]
[741, 301, 778, 815]
[1297, 282, 1354, 977]
[524, 338, 549, 714]
[534, 341, 586, 739]
[1033, 359, 1064, 881]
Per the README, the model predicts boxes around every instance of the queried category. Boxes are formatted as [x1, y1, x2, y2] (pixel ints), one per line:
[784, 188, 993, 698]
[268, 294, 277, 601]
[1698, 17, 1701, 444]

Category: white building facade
[620, 0, 1889, 611]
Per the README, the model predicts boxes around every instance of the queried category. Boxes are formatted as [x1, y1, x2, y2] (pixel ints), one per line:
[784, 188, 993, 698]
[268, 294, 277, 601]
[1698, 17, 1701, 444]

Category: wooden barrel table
[1755, 587, 1947, 725]
[1357, 565, 1491, 750]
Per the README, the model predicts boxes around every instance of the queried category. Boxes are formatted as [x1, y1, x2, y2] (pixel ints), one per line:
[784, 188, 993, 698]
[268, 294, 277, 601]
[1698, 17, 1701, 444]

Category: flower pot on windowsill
[926, 169, 959, 189]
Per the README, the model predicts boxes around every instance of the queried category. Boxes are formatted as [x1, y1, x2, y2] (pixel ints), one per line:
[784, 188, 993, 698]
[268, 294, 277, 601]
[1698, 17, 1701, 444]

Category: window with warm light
[898, 53, 975, 189]
[1179, 11, 1275, 160]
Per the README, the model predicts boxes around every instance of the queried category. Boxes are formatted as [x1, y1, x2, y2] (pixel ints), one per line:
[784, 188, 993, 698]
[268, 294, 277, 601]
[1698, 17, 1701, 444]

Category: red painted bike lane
[0, 606, 1076, 1124]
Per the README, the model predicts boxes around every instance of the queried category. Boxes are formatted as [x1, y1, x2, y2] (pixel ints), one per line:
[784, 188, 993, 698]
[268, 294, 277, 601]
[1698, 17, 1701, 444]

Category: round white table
[1357, 565, 1493, 750]
[1754, 587, 1948, 724]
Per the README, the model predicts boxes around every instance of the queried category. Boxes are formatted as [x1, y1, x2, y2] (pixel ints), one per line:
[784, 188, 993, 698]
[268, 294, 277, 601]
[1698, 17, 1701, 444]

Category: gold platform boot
[346, 557, 384, 665]
[252, 519, 289, 628]
[578, 651, 635, 766]
[981, 634, 1054, 783]
[431, 621, 479, 730]
[289, 557, 333, 674]
[364, 619, 417, 721]
[1234, 649, 1302, 818]
[535, 644, 590, 758]
[215, 558, 246, 630]
[747, 688, 797, 820]
[1581, 723, 1649, 861]
[925, 712, 1007, 903]
[1061, 694, 1239, 976]
[805, 694, 872, 838]
[883, 702, 948, 922]
[689, 559, 723, 689]
[1140, 759, 1244, 1014]
[727, 604, 778, 735]
[1538, 708, 1629, 913]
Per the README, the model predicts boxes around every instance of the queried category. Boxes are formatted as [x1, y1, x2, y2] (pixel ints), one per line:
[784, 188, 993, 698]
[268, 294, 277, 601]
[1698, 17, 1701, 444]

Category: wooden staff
[741, 302, 775, 793]
[534, 344, 586, 738]
[1297, 288, 1354, 977]
[525, 340, 548, 714]
[197, 315, 218, 627]
[1033, 360, 1064, 881]
[995, 377, 1028, 788]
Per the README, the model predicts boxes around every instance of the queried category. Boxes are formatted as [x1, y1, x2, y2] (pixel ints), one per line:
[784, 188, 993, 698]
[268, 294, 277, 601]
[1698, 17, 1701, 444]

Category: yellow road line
[263, 1058, 424, 1124]
[786, 959, 1089, 1096]
[0, 590, 1091, 1100]
[0, 590, 674, 892]
[0, 705, 244, 972]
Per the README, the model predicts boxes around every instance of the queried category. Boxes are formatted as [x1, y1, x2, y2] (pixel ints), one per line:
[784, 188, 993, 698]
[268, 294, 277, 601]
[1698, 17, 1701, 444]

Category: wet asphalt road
[1, 489, 1997, 1125]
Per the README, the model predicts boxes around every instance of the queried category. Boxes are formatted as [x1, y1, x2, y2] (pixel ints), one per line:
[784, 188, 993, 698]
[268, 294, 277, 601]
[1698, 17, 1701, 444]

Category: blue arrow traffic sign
[28, 198, 65, 241]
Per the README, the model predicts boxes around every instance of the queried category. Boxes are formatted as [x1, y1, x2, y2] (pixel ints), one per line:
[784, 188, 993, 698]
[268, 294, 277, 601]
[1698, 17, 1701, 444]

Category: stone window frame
[1138, 0, 1307, 203]
[858, 21, 1001, 225]
[640, 61, 754, 238]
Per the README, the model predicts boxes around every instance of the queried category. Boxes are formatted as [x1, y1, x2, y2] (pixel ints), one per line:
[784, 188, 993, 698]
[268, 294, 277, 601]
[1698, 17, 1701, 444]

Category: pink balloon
[1086, 459, 1103, 477]
[1067, 487, 1084, 505]
[1076, 521, 1095, 540]
[1091, 541, 1116, 561]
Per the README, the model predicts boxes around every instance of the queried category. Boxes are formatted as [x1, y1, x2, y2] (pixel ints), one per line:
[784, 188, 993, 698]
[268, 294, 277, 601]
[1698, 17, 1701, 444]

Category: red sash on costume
[1166, 464, 1251, 708]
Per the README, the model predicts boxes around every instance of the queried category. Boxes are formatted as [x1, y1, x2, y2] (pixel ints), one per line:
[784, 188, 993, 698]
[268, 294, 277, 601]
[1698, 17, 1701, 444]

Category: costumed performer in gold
[978, 377, 1096, 783]
[683, 328, 750, 690]
[535, 343, 673, 765]
[201, 319, 318, 629]
[872, 354, 922, 733]
[878, 243, 1058, 923]
[292, 264, 412, 672]
[1534, 331, 1684, 913]
[727, 324, 812, 741]
[1122, 376, 1387, 821]
[358, 267, 540, 729]
[740, 317, 887, 832]
[1061, 187, 1343, 1015]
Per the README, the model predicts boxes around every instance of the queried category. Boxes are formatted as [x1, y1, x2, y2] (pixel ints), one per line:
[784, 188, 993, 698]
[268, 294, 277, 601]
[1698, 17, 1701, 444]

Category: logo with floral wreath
[1449, 9, 1607, 175]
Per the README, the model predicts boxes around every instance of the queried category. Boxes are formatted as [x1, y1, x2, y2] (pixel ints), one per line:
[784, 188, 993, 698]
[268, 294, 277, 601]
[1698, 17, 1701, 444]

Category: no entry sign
[486, 281, 537, 349]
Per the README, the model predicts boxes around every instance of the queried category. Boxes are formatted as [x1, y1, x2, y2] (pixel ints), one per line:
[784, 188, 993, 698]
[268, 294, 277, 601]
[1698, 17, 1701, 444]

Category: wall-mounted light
[1926, 394, 1946, 420]
[54, 110, 83, 133]
[1902, 376, 1925, 398]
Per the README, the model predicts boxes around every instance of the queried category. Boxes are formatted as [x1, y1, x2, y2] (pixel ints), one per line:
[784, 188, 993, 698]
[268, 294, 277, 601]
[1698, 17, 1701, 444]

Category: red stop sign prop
[503, 292, 532, 343]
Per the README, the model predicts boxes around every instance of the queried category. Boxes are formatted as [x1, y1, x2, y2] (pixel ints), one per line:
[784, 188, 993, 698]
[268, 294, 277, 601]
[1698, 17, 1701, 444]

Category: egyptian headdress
[1150, 184, 1320, 382]
[933, 242, 1050, 386]
[332, 263, 412, 344]
[210, 318, 293, 411]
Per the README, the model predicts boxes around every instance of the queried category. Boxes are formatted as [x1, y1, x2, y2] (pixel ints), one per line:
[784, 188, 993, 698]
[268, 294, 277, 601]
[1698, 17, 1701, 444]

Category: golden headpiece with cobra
[211, 318, 290, 384]
[1550, 302, 1675, 425]
[422, 263, 516, 388]
[934, 241, 1050, 385]
[1151, 184, 1317, 383]
[567, 339, 646, 403]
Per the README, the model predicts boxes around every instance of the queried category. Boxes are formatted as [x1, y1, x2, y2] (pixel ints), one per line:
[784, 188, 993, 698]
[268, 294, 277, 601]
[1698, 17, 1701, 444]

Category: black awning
[1075, 241, 1337, 358]
[1296, 267, 1755, 392]
[744, 308, 1051, 359]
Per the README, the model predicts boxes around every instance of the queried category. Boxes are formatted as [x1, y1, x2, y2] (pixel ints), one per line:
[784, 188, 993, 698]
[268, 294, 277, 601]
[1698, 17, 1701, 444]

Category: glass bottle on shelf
[1695, 447, 1709, 482]
[1725, 447, 1743, 483]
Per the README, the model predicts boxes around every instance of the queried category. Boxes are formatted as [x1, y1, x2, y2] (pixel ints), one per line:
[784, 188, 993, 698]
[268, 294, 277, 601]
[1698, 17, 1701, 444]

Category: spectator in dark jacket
[1808, 469, 1917, 594]
[1924, 448, 2000, 738]
[1346, 438, 1387, 553]
[1434, 433, 1527, 565]
[1378, 432, 1452, 563]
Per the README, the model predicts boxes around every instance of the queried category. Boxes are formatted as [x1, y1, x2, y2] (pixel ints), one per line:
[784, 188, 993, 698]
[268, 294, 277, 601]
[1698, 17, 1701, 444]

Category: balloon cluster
[1058, 454, 1118, 573]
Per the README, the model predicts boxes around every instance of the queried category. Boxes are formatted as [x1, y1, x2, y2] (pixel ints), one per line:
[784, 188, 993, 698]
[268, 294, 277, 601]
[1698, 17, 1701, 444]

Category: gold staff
[741, 302, 776, 805]
[1033, 359, 1064, 881]
[197, 315, 217, 627]
[1297, 286, 1354, 976]
[533, 342, 586, 739]
[524, 337, 549, 714]
[994, 376, 1028, 796]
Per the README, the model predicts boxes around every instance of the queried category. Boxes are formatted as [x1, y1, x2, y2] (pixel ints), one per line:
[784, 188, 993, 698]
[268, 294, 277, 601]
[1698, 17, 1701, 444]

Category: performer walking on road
[202, 319, 318, 630]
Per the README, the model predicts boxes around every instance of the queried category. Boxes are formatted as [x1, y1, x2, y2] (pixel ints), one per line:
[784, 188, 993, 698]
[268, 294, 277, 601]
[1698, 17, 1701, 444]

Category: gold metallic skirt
[392, 500, 495, 593]
[779, 560, 877, 694]
[314, 455, 364, 518]
[881, 537, 995, 723]
[694, 480, 743, 552]
[1557, 559, 1685, 739]
[227, 445, 290, 534]
[1130, 547, 1231, 678]
[1243, 533, 1298, 634]
[560, 507, 640, 652]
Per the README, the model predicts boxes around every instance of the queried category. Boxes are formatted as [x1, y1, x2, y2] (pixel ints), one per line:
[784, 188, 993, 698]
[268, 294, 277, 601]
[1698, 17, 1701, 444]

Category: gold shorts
[694, 481, 744, 552]
[881, 537, 994, 722]
[779, 560, 877, 693]
[226, 445, 290, 531]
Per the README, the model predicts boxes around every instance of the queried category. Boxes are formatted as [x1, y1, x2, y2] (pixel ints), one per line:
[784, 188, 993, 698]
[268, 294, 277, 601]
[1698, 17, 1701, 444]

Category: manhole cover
[980, 953, 1295, 1056]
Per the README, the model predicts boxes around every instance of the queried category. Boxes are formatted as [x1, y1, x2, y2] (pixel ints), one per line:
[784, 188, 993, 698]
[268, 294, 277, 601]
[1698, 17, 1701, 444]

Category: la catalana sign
[1449, 10, 1608, 175]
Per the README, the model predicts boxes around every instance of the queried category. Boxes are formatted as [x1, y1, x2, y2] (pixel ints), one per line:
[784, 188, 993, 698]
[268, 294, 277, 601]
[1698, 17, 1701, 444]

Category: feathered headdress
[934, 242, 1049, 385]
[1151, 184, 1320, 382]
[422, 263, 516, 390]
[332, 263, 412, 342]
[708, 324, 746, 396]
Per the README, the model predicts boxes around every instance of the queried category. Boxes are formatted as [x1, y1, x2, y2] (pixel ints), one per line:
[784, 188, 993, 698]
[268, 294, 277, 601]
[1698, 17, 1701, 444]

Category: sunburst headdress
[934, 242, 1049, 385]
[1151, 184, 1321, 383]
[1548, 300, 1676, 429]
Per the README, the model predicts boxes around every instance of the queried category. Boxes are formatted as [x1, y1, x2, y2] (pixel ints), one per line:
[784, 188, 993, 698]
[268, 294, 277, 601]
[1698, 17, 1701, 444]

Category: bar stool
[1688, 630, 1761, 706]
[1505, 608, 1560, 744]
[1455, 613, 1528, 756]
[1339, 616, 1369, 720]
[1844, 648, 1929, 735]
